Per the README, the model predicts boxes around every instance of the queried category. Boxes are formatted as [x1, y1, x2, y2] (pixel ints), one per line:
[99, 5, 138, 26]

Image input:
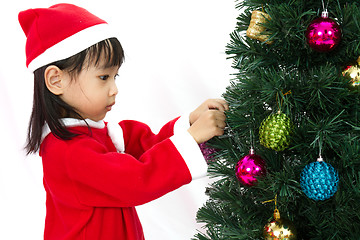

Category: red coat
[40, 117, 207, 240]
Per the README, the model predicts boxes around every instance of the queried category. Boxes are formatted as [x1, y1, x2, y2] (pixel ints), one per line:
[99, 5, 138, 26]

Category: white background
[0, 1, 237, 239]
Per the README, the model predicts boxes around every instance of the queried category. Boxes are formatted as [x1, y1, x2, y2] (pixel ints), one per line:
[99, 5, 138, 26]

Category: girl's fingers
[207, 99, 229, 112]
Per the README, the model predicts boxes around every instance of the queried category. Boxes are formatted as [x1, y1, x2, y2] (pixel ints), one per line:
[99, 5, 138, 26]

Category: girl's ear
[44, 65, 67, 95]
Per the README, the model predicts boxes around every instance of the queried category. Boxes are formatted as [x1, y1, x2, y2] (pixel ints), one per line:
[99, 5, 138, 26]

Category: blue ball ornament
[300, 157, 339, 201]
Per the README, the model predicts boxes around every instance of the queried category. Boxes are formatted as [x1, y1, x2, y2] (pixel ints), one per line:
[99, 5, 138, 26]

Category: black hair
[25, 37, 124, 154]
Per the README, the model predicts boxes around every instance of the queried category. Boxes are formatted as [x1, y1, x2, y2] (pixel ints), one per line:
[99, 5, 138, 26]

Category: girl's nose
[109, 81, 118, 96]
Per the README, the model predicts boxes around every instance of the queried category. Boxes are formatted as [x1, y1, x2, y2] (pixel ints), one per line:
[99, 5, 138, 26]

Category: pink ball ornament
[305, 10, 341, 52]
[235, 149, 267, 187]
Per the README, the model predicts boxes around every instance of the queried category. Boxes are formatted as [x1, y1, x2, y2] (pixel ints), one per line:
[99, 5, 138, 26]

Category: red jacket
[40, 117, 207, 240]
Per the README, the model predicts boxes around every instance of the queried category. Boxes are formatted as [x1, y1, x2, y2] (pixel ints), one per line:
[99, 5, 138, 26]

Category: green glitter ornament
[259, 112, 293, 151]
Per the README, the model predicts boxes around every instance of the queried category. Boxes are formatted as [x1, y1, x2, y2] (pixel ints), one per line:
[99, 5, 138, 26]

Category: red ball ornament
[235, 148, 267, 187]
[305, 10, 341, 52]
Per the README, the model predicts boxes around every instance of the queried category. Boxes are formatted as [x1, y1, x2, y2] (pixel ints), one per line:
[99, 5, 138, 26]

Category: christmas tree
[195, 0, 360, 239]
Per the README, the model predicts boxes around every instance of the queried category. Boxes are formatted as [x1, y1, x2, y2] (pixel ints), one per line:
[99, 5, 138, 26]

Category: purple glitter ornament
[305, 10, 341, 52]
[199, 142, 218, 163]
[235, 149, 267, 187]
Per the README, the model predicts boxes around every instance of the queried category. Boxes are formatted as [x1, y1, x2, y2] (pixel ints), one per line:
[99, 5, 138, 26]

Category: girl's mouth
[106, 102, 115, 111]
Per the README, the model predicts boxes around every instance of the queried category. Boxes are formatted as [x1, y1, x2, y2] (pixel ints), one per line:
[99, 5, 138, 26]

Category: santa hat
[18, 3, 116, 72]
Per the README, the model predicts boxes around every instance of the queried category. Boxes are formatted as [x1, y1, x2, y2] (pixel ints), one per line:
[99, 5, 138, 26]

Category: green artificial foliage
[195, 0, 360, 239]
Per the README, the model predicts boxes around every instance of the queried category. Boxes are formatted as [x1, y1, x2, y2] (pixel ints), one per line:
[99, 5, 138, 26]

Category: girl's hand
[187, 99, 228, 144]
[189, 99, 228, 125]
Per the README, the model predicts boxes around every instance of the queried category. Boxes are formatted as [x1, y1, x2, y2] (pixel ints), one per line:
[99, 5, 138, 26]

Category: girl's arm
[43, 134, 194, 208]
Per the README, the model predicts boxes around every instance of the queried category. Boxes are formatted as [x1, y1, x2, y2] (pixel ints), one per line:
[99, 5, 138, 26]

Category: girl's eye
[99, 75, 109, 81]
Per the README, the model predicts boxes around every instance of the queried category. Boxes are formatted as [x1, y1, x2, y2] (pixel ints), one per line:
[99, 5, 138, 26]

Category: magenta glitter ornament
[305, 10, 341, 52]
[199, 142, 218, 163]
[235, 149, 267, 187]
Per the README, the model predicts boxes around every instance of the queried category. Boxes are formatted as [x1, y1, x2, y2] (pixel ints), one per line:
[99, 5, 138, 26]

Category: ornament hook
[318, 137, 324, 160]
[262, 194, 280, 220]
[321, 0, 330, 17]
[276, 90, 292, 113]
[321, 9, 329, 18]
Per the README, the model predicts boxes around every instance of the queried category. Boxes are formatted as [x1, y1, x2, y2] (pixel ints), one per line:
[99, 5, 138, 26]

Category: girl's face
[60, 56, 119, 122]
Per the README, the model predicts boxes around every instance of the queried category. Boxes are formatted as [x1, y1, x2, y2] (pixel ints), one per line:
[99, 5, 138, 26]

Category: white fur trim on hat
[28, 23, 117, 72]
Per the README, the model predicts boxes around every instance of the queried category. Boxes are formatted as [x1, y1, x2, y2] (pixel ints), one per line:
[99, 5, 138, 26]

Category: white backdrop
[0, 1, 237, 239]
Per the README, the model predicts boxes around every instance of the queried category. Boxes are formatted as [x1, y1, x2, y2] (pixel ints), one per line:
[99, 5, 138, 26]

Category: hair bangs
[87, 38, 124, 69]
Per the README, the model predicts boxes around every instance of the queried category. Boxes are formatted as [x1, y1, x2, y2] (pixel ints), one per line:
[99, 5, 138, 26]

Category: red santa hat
[18, 3, 116, 72]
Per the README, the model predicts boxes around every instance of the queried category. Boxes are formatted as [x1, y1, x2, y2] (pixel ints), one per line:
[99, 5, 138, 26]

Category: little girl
[19, 3, 228, 240]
